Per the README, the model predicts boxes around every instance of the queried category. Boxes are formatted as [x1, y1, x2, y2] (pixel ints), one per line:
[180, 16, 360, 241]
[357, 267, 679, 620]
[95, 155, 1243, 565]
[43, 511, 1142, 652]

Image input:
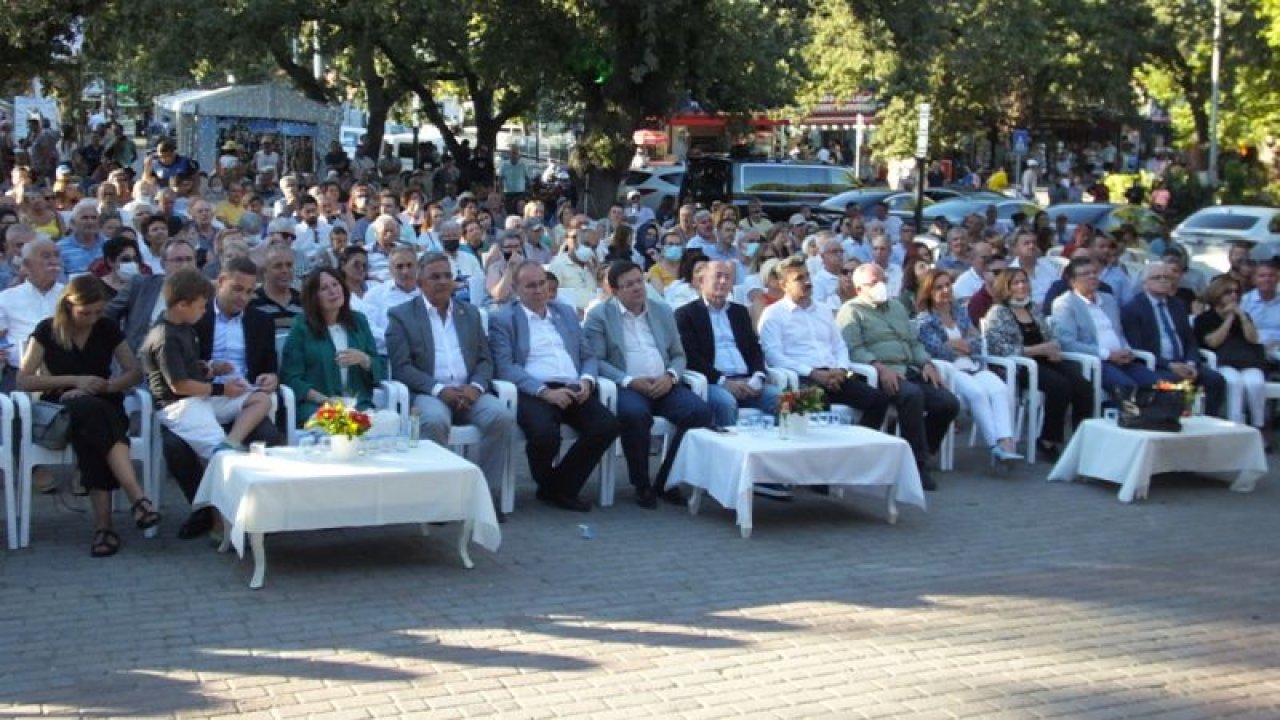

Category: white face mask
[117, 261, 140, 280]
[862, 281, 889, 304]
[574, 245, 595, 264]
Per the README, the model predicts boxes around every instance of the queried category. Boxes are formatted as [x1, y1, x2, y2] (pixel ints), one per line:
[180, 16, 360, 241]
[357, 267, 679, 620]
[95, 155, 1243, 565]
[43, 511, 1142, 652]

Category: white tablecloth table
[667, 426, 927, 538]
[193, 443, 502, 588]
[1047, 416, 1267, 502]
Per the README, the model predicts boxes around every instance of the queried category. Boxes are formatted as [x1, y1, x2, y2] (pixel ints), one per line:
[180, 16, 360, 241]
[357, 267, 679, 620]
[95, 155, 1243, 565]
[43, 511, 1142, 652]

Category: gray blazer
[489, 301, 598, 397]
[583, 297, 686, 385]
[1050, 290, 1130, 357]
[386, 296, 493, 396]
[104, 274, 165, 352]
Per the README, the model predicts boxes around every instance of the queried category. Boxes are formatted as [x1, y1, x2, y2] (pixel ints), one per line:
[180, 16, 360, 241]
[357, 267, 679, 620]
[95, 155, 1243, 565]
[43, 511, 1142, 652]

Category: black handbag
[31, 400, 71, 450]
[1115, 387, 1184, 433]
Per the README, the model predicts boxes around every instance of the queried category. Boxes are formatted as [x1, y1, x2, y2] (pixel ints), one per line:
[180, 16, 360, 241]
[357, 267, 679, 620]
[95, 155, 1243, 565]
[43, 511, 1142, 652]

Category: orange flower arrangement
[1153, 379, 1197, 417]
[779, 386, 826, 416]
[304, 400, 372, 438]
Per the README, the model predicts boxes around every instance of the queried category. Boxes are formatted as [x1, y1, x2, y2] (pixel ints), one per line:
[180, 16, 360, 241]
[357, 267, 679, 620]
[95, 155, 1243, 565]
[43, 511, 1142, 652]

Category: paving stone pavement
[2, 441, 1279, 719]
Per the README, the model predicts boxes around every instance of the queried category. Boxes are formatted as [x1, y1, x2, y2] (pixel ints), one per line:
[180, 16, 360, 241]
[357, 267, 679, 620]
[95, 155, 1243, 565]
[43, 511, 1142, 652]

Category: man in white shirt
[292, 194, 331, 261]
[758, 256, 889, 431]
[439, 220, 485, 306]
[811, 232, 846, 312]
[1242, 260, 1280, 345]
[1051, 256, 1157, 394]
[838, 216, 872, 264]
[0, 238, 64, 390]
[623, 190, 655, 229]
[385, 252, 514, 497]
[869, 234, 904, 298]
[361, 246, 420, 353]
[684, 210, 717, 252]
[548, 228, 597, 312]
[953, 241, 993, 301]
[1094, 234, 1134, 305]
[584, 261, 712, 509]
[489, 261, 620, 512]
[1009, 230, 1058, 307]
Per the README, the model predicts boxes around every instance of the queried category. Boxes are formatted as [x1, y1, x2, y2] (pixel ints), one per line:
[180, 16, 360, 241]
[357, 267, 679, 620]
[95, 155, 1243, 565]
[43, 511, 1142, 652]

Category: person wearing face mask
[438, 220, 486, 306]
[982, 268, 1092, 461]
[838, 263, 960, 490]
[548, 228, 598, 311]
[92, 235, 147, 299]
[647, 231, 685, 293]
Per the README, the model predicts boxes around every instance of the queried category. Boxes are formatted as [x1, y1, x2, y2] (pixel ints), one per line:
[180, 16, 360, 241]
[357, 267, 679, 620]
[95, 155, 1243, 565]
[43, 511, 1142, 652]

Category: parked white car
[1172, 205, 1280, 272]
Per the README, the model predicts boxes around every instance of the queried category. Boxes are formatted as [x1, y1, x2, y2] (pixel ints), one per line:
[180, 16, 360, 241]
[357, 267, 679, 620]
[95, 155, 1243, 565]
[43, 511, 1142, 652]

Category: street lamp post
[854, 113, 865, 182]
[1208, 0, 1222, 186]
[914, 103, 930, 232]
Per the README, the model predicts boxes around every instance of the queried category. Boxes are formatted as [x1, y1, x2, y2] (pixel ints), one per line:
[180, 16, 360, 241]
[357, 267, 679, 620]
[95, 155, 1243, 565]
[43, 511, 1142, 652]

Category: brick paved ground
[2, 441, 1278, 719]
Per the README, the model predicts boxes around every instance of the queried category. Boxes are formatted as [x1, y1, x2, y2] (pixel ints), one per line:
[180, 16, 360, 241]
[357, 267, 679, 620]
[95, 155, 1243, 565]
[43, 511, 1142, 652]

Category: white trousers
[157, 395, 253, 461]
[1220, 366, 1267, 428]
[952, 369, 1016, 447]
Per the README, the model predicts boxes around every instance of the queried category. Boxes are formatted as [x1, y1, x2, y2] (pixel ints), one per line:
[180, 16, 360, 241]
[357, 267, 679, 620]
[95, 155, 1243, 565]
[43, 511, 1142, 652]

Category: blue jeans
[705, 381, 782, 428]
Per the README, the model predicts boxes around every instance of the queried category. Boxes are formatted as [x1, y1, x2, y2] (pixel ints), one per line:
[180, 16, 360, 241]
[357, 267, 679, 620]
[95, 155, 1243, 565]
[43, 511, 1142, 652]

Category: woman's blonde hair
[51, 275, 110, 350]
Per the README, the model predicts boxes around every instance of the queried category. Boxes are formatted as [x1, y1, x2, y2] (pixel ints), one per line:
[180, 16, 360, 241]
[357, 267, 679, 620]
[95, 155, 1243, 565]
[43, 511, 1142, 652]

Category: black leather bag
[31, 400, 72, 450]
[1115, 387, 1184, 433]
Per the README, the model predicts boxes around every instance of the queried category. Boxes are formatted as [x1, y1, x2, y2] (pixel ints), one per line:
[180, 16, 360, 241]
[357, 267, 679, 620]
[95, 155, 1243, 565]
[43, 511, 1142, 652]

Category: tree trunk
[575, 89, 636, 216]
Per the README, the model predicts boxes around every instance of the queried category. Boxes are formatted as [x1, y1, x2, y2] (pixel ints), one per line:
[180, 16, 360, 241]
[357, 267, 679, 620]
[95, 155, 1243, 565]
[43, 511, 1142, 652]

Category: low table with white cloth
[193, 443, 502, 588]
[1047, 416, 1267, 502]
[667, 425, 927, 538]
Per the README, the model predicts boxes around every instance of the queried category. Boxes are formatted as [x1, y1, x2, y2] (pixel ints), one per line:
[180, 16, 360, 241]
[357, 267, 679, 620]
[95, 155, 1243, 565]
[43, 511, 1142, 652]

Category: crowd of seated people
[2, 143, 1276, 557]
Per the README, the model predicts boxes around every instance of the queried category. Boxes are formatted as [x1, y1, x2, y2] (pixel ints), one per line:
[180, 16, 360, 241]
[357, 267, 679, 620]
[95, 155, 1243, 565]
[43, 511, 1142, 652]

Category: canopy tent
[153, 83, 341, 176]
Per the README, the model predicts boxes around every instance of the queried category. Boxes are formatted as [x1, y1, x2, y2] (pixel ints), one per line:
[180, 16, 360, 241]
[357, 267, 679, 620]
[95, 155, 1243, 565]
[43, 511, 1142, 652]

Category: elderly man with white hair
[811, 231, 846, 312]
[57, 199, 107, 274]
[837, 263, 959, 490]
[0, 237, 64, 389]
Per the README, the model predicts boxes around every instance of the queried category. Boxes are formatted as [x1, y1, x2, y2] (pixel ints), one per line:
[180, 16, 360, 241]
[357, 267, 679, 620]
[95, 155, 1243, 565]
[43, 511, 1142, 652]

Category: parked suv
[679, 156, 860, 220]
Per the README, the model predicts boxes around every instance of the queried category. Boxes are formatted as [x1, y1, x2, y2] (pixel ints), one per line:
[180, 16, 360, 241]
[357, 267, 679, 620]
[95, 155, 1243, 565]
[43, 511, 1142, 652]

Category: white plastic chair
[0, 395, 17, 550]
[13, 388, 154, 548]
[492, 378, 617, 512]
[604, 371, 705, 507]
[977, 354, 1042, 464]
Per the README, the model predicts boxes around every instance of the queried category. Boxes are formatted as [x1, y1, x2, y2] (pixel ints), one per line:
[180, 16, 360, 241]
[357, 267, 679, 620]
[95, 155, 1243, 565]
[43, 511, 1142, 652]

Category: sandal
[91, 529, 120, 558]
[131, 497, 161, 530]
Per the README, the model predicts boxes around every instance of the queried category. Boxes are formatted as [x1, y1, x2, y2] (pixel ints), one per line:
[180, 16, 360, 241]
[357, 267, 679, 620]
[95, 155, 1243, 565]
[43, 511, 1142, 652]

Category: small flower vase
[330, 434, 358, 460]
[789, 413, 811, 437]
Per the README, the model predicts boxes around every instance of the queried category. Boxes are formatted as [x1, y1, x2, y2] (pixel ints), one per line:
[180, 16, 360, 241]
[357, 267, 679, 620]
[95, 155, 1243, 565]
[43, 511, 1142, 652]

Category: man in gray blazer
[489, 261, 619, 511]
[387, 252, 514, 491]
[105, 238, 198, 351]
[1051, 255, 1157, 394]
[584, 261, 711, 509]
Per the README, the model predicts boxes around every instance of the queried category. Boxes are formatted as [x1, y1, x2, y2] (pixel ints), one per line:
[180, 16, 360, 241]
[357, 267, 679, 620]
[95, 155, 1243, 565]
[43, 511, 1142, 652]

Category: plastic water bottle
[408, 407, 420, 448]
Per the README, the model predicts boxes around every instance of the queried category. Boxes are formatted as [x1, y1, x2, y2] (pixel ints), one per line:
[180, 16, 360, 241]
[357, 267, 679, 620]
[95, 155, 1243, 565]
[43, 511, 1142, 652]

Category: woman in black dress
[982, 268, 1094, 460]
[17, 275, 159, 557]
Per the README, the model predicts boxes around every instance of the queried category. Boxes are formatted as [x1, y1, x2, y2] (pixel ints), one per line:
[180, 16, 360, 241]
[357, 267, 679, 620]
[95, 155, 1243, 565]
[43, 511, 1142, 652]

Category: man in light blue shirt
[1242, 261, 1280, 346]
[57, 200, 107, 275]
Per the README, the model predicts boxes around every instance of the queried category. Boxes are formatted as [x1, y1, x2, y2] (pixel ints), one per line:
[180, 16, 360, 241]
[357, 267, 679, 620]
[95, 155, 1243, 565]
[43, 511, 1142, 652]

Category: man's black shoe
[660, 486, 686, 506]
[920, 470, 937, 492]
[177, 508, 214, 540]
[634, 488, 658, 509]
[536, 489, 591, 512]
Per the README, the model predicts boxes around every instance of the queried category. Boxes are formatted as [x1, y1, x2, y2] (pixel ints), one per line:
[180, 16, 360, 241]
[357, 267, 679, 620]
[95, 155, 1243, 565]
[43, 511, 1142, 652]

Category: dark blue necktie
[1157, 300, 1182, 360]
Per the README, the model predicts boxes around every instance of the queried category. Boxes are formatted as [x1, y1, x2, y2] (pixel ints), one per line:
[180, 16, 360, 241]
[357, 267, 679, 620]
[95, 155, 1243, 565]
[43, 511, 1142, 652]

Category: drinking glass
[298, 434, 316, 454]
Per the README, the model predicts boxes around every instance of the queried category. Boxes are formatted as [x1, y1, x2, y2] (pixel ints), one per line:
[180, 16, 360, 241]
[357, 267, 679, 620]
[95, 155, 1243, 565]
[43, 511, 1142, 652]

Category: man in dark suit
[386, 252, 514, 491]
[166, 255, 286, 539]
[105, 238, 199, 351]
[585, 261, 712, 509]
[675, 259, 779, 427]
[489, 261, 619, 511]
[1121, 262, 1226, 416]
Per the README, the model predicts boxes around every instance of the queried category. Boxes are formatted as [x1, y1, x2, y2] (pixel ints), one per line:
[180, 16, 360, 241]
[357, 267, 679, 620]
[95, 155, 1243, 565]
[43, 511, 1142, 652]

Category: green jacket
[836, 297, 931, 374]
[281, 310, 385, 424]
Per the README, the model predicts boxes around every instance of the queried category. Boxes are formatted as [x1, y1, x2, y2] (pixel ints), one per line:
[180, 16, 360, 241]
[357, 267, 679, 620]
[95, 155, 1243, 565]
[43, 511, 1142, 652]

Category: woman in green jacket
[282, 267, 386, 423]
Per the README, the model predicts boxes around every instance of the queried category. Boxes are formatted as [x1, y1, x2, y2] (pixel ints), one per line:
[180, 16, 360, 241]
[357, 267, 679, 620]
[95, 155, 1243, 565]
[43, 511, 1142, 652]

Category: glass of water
[298, 434, 316, 454]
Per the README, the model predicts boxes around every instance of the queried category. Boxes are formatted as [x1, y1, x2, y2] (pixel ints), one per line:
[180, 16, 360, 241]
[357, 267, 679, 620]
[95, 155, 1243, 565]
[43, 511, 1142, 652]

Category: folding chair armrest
[765, 367, 797, 390]
[492, 380, 518, 412]
[1199, 349, 1218, 369]
[680, 370, 708, 400]
[849, 363, 878, 388]
[1132, 349, 1156, 369]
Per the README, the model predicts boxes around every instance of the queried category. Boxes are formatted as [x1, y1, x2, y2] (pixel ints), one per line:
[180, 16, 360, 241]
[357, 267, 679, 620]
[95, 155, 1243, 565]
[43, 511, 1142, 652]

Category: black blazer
[195, 300, 279, 379]
[674, 298, 766, 385]
[1121, 293, 1200, 368]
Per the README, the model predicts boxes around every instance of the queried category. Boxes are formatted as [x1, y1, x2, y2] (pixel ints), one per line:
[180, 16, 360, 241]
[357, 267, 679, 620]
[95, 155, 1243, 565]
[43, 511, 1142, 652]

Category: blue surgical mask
[574, 245, 595, 263]
[745, 242, 761, 258]
[663, 246, 684, 262]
